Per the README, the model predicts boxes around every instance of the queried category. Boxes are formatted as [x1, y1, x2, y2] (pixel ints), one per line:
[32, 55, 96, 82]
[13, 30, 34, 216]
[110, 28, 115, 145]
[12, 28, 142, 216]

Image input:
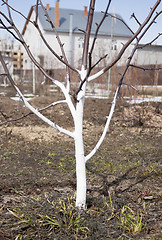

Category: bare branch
[88, 0, 161, 82]
[0, 19, 23, 43]
[1, 0, 33, 24]
[3, 0, 14, 25]
[0, 0, 77, 76]
[122, 82, 138, 91]
[78, 29, 86, 33]
[0, 100, 67, 126]
[130, 13, 141, 26]
[0, 52, 74, 138]
[85, 86, 119, 162]
[106, 13, 135, 35]
[86, 41, 139, 162]
[138, 33, 162, 48]
[0, 110, 8, 121]
[91, 54, 108, 70]
[138, 10, 162, 41]
[89, 0, 112, 59]
[39, 0, 75, 90]
[130, 64, 162, 71]
[35, 0, 39, 24]
[32, 6, 78, 74]
[0, 73, 7, 77]
[82, 0, 96, 68]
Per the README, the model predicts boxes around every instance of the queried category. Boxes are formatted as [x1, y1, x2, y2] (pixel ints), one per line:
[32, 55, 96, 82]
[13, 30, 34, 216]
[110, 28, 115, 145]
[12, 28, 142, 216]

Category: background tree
[0, 0, 161, 208]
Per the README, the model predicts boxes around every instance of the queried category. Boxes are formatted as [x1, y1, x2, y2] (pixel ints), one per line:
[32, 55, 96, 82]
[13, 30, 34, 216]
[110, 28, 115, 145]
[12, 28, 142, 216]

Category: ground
[0, 94, 161, 240]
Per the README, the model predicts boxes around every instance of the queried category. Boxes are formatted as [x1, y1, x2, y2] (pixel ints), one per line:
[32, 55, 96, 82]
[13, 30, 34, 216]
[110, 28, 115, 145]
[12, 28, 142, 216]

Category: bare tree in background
[0, 0, 161, 208]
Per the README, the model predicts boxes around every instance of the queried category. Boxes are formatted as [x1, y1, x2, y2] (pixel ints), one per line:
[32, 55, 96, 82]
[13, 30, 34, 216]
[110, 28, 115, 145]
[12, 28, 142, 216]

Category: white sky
[0, 0, 162, 45]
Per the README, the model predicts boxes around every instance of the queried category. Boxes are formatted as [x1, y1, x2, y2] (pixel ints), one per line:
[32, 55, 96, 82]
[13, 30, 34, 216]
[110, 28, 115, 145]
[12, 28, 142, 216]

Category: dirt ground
[0, 94, 162, 240]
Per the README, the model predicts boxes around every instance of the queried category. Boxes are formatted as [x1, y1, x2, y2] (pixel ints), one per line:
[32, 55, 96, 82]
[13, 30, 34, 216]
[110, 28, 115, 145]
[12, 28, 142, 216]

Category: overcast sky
[0, 0, 162, 45]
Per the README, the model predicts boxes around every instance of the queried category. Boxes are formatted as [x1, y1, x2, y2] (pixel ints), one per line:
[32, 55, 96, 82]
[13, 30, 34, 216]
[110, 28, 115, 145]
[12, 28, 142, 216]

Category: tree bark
[74, 69, 87, 208]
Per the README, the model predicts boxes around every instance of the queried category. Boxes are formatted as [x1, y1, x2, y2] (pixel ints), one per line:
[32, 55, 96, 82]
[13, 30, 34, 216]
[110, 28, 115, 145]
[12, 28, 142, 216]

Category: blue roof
[36, 7, 132, 38]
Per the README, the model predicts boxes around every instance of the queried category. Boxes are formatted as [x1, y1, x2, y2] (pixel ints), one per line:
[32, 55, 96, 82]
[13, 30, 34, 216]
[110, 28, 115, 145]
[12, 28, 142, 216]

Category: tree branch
[106, 13, 135, 35]
[0, 52, 74, 138]
[130, 13, 141, 26]
[39, 1, 76, 93]
[89, 0, 112, 60]
[1, 0, 33, 24]
[6, 23, 76, 119]
[35, 0, 39, 25]
[86, 40, 139, 162]
[91, 54, 108, 70]
[130, 64, 162, 71]
[138, 33, 162, 48]
[0, 100, 67, 126]
[0, 19, 23, 43]
[82, 0, 95, 68]
[88, 0, 161, 82]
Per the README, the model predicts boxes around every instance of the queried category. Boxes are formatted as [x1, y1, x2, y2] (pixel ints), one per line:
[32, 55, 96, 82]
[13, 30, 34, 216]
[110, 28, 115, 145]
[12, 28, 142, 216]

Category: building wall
[22, 10, 133, 71]
[135, 45, 162, 65]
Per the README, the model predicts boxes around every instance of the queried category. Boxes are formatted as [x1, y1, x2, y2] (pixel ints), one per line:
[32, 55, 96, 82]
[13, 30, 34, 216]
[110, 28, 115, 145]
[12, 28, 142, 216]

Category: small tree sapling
[0, 0, 161, 208]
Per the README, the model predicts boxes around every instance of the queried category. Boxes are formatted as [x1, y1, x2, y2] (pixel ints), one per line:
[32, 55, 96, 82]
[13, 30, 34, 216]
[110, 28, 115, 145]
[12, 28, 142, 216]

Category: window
[78, 37, 84, 49]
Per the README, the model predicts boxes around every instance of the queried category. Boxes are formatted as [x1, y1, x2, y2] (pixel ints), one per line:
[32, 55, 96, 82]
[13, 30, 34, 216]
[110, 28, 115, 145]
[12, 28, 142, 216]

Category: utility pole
[69, 14, 73, 65]
[108, 13, 115, 97]
[33, 62, 35, 94]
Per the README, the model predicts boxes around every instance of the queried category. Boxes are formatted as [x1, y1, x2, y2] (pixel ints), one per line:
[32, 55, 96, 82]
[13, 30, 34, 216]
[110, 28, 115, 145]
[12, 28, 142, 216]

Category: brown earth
[0, 95, 162, 240]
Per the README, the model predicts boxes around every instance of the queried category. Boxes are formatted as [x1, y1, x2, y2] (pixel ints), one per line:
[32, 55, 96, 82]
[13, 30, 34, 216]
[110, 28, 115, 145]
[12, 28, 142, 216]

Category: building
[22, 1, 133, 72]
[0, 38, 23, 81]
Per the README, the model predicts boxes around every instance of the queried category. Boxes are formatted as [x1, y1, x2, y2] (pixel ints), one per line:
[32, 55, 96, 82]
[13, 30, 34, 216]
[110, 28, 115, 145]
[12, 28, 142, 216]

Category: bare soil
[0, 95, 162, 240]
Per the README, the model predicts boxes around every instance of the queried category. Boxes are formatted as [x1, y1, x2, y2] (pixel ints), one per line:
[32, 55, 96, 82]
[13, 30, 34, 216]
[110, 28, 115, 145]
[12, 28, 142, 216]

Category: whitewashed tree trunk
[74, 114, 86, 208]
[74, 68, 87, 208]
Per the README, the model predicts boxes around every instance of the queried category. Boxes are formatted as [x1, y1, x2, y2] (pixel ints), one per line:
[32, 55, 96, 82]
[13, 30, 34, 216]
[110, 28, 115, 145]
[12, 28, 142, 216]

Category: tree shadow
[86, 164, 153, 197]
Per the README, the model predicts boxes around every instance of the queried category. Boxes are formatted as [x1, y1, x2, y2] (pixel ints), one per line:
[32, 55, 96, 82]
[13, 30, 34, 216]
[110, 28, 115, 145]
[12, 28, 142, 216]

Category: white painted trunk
[75, 95, 86, 208]
[74, 67, 87, 208]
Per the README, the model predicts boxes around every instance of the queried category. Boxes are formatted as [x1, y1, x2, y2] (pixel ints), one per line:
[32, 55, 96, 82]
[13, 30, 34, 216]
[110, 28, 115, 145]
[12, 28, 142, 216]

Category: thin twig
[0, 100, 67, 126]
[130, 13, 141, 26]
[0, 73, 7, 77]
[89, 0, 112, 58]
[1, 0, 33, 23]
[138, 10, 162, 41]
[130, 64, 162, 71]
[0, 19, 23, 43]
[91, 54, 108, 70]
[122, 82, 138, 91]
[106, 13, 135, 35]
[138, 33, 162, 48]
